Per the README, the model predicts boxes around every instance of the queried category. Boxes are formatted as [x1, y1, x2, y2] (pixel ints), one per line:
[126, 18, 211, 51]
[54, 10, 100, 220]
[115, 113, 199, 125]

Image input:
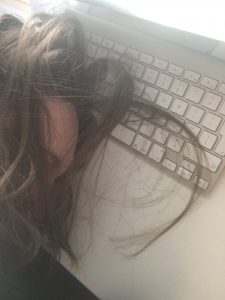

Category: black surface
[0, 248, 100, 300]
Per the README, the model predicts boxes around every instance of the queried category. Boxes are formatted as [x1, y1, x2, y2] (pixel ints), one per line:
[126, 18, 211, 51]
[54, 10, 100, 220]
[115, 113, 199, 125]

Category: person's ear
[43, 97, 79, 181]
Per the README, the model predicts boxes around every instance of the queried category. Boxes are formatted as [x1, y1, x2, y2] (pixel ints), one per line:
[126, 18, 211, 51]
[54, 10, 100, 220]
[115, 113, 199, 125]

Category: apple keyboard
[80, 12, 225, 191]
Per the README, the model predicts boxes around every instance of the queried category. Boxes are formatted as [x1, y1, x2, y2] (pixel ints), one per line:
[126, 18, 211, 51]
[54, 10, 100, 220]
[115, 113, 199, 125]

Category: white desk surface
[61, 140, 225, 300]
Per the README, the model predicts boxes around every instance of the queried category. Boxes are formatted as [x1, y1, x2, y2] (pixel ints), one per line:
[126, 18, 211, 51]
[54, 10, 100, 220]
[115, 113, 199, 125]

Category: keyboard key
[121, 112, 129, 124]
[177, 167, 192, 180]
[91, 34, 102, 44]
[139, 121, 155, 137]
[167, 135, 184, 152]
[153, 115, 167, 126]
[130, 63, 145, 78]
[181, 160, 196, 172]
[183, 70, 200, 82]
[102, 38, 114, 48]
[218, 83, 225, 94]
[143, 68, 159, 84]
[133, 80, 145, 96]
[182, 122, 200, 137]
[121, 57, 133, 70]
[108, 52, 120, 60]
[139, 53, 153, 64]
[126, 113, 142, 130]
[219, 102, 225, 115]
[183, 142, 198, 162]
[142, 86, 158, 102]
[201, 76, 218, 90]
[170, 79, 188, 96]
[153, 58, 168, 70]
[149, 144, 166, 162]
[186, 106, 205, 123]
[201, 151, 221, 172]
[86, 43, 97, 57]
[111, 124, 136, 145]
[193, 176, 209, 189]
[202, 113, 222, 131]
[156, 92, 173, 109]
[199, 131, 217, 149]
[126, 48, 139, 59]
[129, 103, 140, 113]
[114, 43, 126, 53]
[168, 64, 183, 76]
[95, 48, 108, 58]
[139, 107, 152, 118]
[202, 92, 222, 111]
[132, 135, 152, 154]
[152, 128, 169, 144]
[215, 123, 225, 156]
[156, 73, 173, 90]
[185, 86, 204, 103]
[170, 98, 188, 116]
[163, 159, 177, 171]
[166, 120, 182, 133]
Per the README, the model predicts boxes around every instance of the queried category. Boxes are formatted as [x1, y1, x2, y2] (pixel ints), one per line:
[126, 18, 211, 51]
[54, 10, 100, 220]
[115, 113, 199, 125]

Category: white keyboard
[78, 11, 225, 191]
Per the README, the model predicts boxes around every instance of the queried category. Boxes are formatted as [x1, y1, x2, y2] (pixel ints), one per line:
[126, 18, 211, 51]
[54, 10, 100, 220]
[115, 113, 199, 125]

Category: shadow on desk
[0, 248, 100, 300]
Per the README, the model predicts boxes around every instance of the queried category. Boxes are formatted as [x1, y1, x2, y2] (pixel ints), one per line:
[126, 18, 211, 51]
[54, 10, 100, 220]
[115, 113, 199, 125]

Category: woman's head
[0, 12, 133, 272]
[0, 11, 200, 275]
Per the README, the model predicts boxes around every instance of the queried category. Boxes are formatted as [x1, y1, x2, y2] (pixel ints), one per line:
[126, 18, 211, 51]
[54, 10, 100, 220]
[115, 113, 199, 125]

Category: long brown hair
[0, 12, 200, 273]
[0, 12, 133, 273]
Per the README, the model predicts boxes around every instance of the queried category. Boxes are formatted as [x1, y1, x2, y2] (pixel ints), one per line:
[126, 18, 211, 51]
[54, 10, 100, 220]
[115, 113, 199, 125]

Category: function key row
[84, 31, 225, 94]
